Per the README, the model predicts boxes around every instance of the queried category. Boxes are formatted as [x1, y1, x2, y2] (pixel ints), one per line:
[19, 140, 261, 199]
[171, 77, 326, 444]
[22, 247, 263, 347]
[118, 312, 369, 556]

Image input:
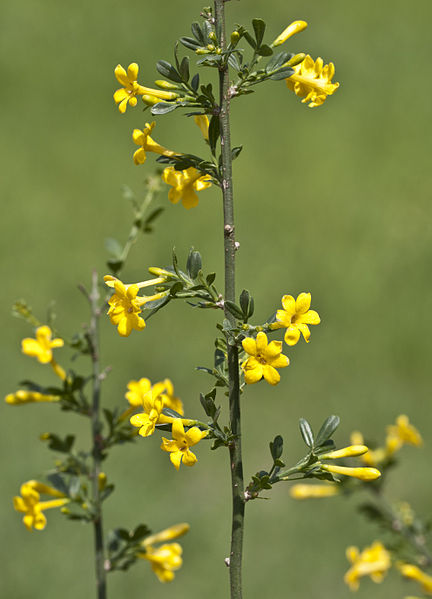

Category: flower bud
[272, 20, 308, 47]
[196, 48, 210, 55]
[154, 80, 180, 90]
[290, 484, 339, 499]
[98, 472, 107, 492]
[286, 53, 306, 67]
[230, 31, 240, 46]
[141, 94, 162, 106]
[321, 463, 381, 481]
[319, 445, 369, 460]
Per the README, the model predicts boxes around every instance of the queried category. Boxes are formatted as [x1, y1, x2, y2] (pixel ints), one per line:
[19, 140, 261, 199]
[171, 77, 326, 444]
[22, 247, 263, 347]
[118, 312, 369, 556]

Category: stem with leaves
[214, 1, 245, 598]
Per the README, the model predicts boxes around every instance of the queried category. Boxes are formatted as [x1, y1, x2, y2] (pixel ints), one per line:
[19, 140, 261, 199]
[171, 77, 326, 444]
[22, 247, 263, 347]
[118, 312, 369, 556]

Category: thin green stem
[214, 2, 245, 598]
[88, 271, 107, 599]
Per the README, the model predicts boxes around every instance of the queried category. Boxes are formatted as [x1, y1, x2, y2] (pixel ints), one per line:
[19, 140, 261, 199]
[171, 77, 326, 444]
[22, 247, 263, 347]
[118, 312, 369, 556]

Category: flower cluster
[113, 64, 212, 209]
[350, 414, 422, 467]
[242, 292, 320, 386]
[125, 377, 207, 469]
[344, 541, 391, 591]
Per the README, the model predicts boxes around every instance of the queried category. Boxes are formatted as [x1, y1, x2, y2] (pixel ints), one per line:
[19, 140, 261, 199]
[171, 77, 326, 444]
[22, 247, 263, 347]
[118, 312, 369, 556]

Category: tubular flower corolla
[286, 54, 339, 107]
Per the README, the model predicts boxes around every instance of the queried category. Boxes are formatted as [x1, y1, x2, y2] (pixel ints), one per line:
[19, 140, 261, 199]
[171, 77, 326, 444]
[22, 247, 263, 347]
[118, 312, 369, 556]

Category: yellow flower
[128, 379, 186, 437]
[161, 419, 208, 470]
[290, 483, 340, 499]
[272, 20, 308, 47]
[113, 63, 178, 113]
[321, 463, 381, 481]
[241, 331, 289, 385]
[194, 114, 210, 140]
[350, 431, 387, 466]
[104, 276, 168, 337]
[132, 122, 177, 165]
[386, 415, 422, 455]
[129, 383, 164, 437]
[162, 166, 212, 209]
[286, 54, 339, 108]
[125, 377, 152, 408]
[13, 480, 69, 532]
[140, 544, 183, 582]
[271, 292, 320, 345]
[21, 325, 64, 364]
[5, 390, 60, 405]
[344, 541, 391, 591]
[399, 563, 432, 594]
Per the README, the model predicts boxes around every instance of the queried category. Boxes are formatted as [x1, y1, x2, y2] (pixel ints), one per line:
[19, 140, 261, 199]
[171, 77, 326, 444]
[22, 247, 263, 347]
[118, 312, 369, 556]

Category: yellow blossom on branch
[271, 292, 320, 345]
[22, 325, 64, 364]
[13, 480, 69, 532]
[130, 389, 163, 437]
[398, 563, 432, 594]
[321, 463, 381, 481]
[272, 20, 308, 47]
[113, 63, 179, 113]
[241, 331, 289, 385]
[128, 379, 187, 437]
[162, 166, 212, 209]
[132, 122, 177, 165]
[104, 276, 168, 337]
[344, 541, 391, 591]
[386, 414, 423, 454]
[5, 390, 60, 405]
[139, 544, 184, 582]
[125, 377, 152, 408]
[290, 483, 340, 500]
[21, 325, 66, 380]
[286, 54, 339, 108]
[161, 419, 208, 470]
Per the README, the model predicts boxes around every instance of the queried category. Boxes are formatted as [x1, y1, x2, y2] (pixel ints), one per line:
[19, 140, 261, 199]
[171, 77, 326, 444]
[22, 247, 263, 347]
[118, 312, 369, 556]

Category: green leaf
[208, 116, 220, 156]
[266, 51, 291, 73]
[143, 207, 164, 232]
[269, 67, 294, 81]
[179, 56, 190, 82]
[191, 73, 200, 92]
[46, 473, 69, 495]
[105, 237, 123, 258]
[225, 300, 244, 320]
[180, 36, 201, 50]
[191, 22, 206, 45]
[257, 44, 273, 57]
[243, 31, 256, 49]
[314, 415, 340, 448]
[270, 435, 283, 460]
[156, 60, 182, 83]
[228, 53, 241, 71]
[151, 102, 178, 115]
[206, 272, 216, 285]
[131, 524, 151, 541]
[231, 146, 243, 161]
[252, 18, 266, 47]
[299, 418, 314, 448]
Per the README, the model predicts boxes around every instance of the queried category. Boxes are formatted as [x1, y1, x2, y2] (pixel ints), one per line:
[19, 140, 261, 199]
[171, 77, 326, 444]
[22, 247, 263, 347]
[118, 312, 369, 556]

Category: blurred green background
[2, 0, 431, 597]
